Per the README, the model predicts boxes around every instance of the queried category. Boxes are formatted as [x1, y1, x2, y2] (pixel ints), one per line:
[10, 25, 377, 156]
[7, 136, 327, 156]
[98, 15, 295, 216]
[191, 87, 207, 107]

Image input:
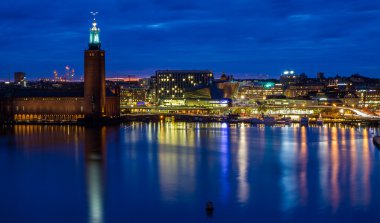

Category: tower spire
[89, 11, 101, 50]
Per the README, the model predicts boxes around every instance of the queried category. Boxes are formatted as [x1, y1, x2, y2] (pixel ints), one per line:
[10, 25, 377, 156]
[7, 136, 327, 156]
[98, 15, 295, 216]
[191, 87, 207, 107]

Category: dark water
[0, 123, 380, 223]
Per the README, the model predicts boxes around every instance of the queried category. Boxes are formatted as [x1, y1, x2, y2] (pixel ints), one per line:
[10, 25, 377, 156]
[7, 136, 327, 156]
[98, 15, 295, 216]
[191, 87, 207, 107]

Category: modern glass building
[155, 70, 214, 99]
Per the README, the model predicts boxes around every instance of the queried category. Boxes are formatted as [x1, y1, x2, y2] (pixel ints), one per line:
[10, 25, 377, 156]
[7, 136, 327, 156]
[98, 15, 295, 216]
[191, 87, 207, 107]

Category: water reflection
[0, 123, 379, 223]
[330, 127, 340, 210]
[237, 127, 249, 203]
[219, 125, 230, 202]
[361, 129, 370, 206]
[349, 127, 358, 205]
[280, 127, 298, 212]
[84, 127, 106, 223]
[156, 123, 196, 202]
[12, 125, 83, 151]
[299, 126, 308, 206]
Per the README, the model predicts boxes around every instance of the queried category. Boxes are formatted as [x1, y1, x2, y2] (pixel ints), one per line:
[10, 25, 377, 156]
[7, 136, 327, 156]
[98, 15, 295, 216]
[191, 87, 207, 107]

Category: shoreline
[1, 114, 380, 127]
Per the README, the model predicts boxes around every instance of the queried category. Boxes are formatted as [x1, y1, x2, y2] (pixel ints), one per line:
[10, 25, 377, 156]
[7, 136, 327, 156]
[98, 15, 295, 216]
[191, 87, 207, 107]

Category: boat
[247, 117, 263, 124]
[316, 114, 323, 125]
[300, 117, 309, 126]
[205, 201, 214, 214]
[277, 117, 292, 125]
[263, 116, 276, 125]
[373, 136, 380, 148]
[224, 114, 239, 123]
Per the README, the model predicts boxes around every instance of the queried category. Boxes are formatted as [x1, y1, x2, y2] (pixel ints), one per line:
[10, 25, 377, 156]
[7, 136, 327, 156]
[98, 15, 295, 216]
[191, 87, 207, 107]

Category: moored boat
[316, 114, 323, 125]
[263, 116, 276, 125]
[277, 117, 292, 125]
[300, 117, 309, 126]
[247, 118, 263, 124]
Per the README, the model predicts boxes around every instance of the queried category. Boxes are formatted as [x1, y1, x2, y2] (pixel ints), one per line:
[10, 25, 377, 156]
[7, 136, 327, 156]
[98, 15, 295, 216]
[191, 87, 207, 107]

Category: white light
[283, 71, 290, 75]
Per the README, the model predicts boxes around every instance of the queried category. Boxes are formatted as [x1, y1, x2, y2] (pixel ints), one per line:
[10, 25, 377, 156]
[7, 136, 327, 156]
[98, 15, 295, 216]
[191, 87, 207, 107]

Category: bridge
[121, 105, 380, 120]
[308, 106, 380, 119]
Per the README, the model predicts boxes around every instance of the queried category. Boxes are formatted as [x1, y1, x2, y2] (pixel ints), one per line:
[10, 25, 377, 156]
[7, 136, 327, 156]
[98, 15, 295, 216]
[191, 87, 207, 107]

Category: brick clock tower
[84, 15, 106, 118]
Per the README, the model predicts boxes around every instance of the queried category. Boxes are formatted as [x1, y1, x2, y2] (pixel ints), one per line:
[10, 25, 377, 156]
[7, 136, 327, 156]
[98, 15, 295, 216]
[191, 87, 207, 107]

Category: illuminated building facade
[120, 83, 146, 110]
[285, 83, 325, 98]
[156, 70, 213, 99]
[341, 92, 359, 107]
[236, 81, 284, 102]
[0, 17, 119, 123]
[280, 70, 299, 85]
[265, 98, 318, 107]
[357, 89, 380, 109]
[159, 98, 231, 108]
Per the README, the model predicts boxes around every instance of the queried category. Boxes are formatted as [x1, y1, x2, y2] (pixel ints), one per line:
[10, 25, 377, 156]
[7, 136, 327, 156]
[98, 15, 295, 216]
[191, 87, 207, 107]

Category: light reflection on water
[85, 127, 106, 223]
[237, 125, 249, 204]
[0, 123, 380, 223]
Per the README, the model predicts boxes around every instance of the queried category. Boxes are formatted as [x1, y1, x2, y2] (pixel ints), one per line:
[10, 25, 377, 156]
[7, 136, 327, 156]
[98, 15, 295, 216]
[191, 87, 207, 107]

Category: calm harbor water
[0, 123, 380, 223]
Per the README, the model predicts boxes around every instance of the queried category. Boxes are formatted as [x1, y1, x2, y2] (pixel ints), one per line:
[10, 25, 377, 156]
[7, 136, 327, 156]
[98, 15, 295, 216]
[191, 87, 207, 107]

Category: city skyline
[0, 0, 379, 79]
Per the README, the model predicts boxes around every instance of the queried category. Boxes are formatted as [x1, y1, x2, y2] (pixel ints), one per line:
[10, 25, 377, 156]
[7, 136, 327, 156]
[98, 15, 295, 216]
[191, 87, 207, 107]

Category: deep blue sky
[0, 0, 379, 80]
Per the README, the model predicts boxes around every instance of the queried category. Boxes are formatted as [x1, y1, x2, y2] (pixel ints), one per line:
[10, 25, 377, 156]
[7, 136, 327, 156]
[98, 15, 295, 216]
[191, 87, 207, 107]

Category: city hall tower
[84, 15, 106, 118]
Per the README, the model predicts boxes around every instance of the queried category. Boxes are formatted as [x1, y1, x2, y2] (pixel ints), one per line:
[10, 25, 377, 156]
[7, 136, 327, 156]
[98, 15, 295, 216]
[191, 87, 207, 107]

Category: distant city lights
[283, 70, 295, 75]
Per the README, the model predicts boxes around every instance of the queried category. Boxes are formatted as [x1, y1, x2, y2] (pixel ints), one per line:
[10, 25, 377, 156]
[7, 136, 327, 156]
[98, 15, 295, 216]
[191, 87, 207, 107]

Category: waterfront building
[0, 17, 119, 123]
[183, 81, 239, 100]
[356, 88, 380, 109]
[265, 97, 318, 107]
[146, 76, 157, 103]
[235, 81, 284, 104]
[349, 75, 380, 110]
[154, 76, 235, 110]
[159, 98, 231, 108]
[285, 83, 325, 98]
[120, 83, 146, 107]
[341, 92, 359, 107]
[216, 81, 240, 99]
[155, 70, 214, 100]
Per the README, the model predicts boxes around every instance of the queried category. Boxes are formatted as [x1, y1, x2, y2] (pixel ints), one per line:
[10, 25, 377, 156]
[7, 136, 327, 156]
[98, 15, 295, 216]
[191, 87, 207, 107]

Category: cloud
[0, 0, 379, 78]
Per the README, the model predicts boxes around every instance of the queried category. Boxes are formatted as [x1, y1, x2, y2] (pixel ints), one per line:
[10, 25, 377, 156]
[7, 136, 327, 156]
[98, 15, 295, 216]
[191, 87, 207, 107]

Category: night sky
[0, 0, 379, 79]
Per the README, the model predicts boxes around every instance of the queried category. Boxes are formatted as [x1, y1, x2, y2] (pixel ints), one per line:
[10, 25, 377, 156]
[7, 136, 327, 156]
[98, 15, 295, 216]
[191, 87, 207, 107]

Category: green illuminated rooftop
[88, 17, 101, 50]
